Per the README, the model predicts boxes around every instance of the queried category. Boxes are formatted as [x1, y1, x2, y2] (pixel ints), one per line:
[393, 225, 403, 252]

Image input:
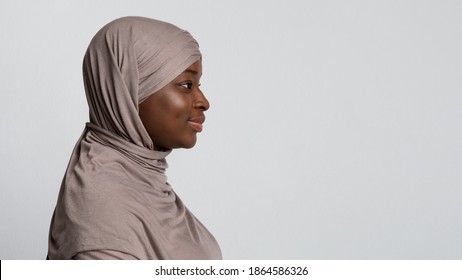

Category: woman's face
[139, 60, 209, 150]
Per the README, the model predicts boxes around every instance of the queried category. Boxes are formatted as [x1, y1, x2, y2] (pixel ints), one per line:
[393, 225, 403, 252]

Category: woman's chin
[175, 135, 197, 149]
[182, 140, 197, 149]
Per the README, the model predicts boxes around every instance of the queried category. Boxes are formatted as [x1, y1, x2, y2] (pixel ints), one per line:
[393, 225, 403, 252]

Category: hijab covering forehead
[83, 16, 201, 149]
[47, 17, 222, 260]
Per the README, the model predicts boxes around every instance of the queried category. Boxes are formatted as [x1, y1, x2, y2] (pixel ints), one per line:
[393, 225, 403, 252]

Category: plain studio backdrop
[1, 0, 461, 259]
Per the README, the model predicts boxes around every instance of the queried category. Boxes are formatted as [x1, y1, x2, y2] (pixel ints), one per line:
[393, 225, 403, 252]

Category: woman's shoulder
[72, 250, 138, 260]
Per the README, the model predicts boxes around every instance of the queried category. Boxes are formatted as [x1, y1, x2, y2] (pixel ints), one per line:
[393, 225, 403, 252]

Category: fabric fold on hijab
[48, 16, 222, 260]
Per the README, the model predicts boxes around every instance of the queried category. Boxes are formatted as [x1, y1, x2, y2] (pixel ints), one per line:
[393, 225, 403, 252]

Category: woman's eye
[180, 82, 193, 89]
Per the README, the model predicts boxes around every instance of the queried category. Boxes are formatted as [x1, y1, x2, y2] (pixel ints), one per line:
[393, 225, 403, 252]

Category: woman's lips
[188, 121, 203, 132]
[188, 116, 205, 132]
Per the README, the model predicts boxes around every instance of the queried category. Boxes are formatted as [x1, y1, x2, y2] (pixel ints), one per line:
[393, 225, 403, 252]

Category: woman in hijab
[47, 16, 222, 260]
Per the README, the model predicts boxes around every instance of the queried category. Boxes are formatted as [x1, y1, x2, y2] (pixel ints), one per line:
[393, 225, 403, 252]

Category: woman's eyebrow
[183, 69, 200, 75]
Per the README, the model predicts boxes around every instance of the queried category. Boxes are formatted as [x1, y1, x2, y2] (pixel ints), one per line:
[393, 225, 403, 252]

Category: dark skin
[139, 60, 209, 150]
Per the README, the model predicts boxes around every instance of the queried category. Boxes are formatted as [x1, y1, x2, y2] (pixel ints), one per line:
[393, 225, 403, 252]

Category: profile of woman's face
[139, 60, 209, 150]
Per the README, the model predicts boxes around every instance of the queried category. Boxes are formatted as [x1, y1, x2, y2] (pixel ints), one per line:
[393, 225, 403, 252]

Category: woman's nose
[193, 89, 210, 111]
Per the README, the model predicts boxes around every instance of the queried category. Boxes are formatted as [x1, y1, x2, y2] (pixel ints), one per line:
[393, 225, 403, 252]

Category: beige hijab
[48, 16, 222, 260]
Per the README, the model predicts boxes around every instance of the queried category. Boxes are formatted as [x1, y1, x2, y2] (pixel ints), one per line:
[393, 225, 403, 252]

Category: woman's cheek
[167, 93, 192, 119]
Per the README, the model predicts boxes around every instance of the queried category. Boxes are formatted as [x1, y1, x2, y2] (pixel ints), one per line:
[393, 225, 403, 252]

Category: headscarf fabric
[47, 16, 222, 260]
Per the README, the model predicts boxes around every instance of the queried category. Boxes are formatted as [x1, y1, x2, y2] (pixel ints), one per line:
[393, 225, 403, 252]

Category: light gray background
[1, 0, 461, 259]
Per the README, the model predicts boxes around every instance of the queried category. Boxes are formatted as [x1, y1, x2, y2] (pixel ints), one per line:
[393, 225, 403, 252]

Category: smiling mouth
[188, 116, 205, 133]
[188, 121, 203, 132]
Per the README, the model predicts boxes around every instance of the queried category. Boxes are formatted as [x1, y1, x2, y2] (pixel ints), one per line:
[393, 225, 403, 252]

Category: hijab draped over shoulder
[47, 16, 222, 260]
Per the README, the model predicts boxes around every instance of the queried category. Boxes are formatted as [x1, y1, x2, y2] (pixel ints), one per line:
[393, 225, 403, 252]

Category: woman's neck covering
[47, 17, 222, 260]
